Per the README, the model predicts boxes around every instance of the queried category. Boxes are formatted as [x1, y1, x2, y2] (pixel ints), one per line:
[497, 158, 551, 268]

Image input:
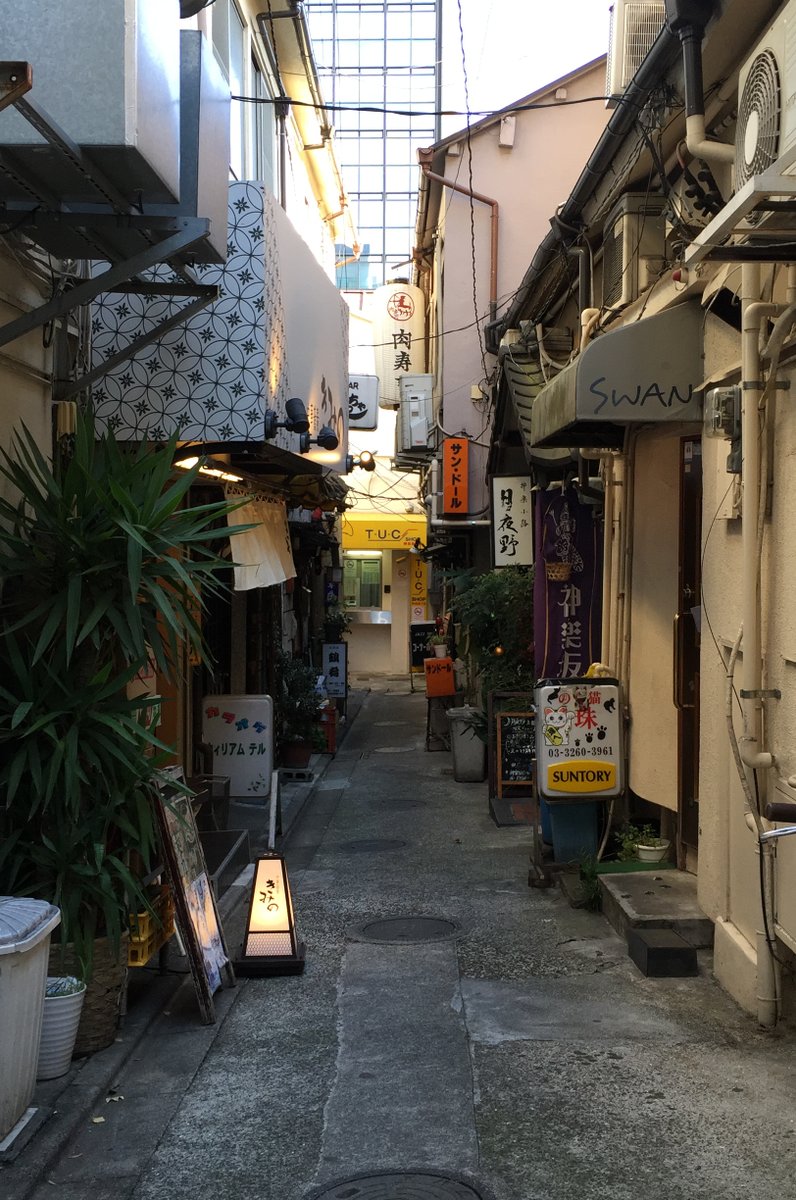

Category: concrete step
[599, 869, 714, 949]
[627, 927, 699, 977]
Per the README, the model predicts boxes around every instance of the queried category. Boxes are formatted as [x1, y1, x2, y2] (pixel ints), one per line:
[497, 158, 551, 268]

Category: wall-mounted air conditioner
[683, 0, 796, 267]
[606, 0, 666, 108]
[397, 373, 434, 455]
[602, 193, 667, 309]
[0, 0, 181, 205]
[735, 0, 796, 212]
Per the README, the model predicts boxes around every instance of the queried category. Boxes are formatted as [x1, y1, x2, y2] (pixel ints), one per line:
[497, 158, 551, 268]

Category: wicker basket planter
[544, 560, 572, 582]
[48, 934, 129, 1056]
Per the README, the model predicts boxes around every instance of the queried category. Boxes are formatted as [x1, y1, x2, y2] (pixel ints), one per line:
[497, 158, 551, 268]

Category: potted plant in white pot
[616, 823, 671, 864]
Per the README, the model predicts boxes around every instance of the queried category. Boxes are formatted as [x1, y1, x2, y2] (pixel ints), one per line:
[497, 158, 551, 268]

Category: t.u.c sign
[442, 437, 469, 514]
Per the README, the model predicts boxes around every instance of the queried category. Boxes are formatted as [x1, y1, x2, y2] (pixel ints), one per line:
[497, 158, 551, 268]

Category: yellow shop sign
[546, 760, 617, 794]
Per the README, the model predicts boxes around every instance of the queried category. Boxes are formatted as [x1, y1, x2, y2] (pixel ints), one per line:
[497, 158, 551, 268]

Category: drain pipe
[416, 148, 499, 326]
[740, 261, 783, 1027]
[740, 263, 777, 774]
[664, 0, 734, 167]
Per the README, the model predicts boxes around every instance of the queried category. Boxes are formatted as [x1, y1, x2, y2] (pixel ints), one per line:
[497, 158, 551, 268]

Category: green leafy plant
[427, 632, 447, 647]
[449, 566, 535, 698]
[322, 603, 351, 642]
[578, 854, 602, 911]
[277, 651, 322, 743]
[615, 823, 663, 861]
[0, 410, 249, 977]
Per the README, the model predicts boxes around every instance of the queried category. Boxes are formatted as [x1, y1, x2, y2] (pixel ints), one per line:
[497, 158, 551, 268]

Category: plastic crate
[128, 885, 175, 967]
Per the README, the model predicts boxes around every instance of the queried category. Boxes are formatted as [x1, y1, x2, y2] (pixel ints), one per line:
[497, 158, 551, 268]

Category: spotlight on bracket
[344, 451, 376, 472]
[299, 425, 339, 453]
[264, 396, 310, 440]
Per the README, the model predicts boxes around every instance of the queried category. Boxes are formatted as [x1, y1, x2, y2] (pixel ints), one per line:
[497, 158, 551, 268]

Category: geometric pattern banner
[91, 181, 289, 442]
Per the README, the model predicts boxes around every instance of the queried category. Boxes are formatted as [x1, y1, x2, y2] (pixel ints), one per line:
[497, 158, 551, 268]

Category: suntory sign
[546, 761, 617, 794]
[535, 678, 623, 801]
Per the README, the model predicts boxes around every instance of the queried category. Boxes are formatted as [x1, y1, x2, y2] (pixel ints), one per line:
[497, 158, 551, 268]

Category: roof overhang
[530, 303, 704, 450]
[176, 441, 349, 512]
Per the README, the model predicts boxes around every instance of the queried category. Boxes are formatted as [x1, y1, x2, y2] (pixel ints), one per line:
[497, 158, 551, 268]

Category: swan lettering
[588, 376, 694, 415]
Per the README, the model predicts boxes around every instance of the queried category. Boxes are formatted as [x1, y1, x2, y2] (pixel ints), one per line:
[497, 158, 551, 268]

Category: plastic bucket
[36, 977, 87, 1080]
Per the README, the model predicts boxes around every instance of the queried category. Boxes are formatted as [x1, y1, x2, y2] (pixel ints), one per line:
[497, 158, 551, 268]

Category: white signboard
[202, 694, 274, 799]
[492, 475, 533, 566]
[322, 642, 348, 698]
[534, 679, 623, 801]
[348, 375, 379, 429]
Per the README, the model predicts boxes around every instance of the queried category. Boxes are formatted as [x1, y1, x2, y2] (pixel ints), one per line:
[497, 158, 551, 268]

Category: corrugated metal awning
[500, 341, 573, 471]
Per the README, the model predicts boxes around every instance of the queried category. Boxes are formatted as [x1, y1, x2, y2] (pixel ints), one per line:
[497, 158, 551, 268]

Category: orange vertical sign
[442, 437, 469, 514]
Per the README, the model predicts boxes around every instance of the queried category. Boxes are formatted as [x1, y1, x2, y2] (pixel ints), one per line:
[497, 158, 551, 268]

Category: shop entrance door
[675, 437, 702, 862]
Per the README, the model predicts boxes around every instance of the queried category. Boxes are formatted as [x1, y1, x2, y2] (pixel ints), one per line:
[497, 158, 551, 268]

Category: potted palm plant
[0, 409, 248, 1051]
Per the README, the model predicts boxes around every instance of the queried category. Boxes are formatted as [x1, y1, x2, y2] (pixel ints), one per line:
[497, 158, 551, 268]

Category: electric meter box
[534, 677, 623, 802]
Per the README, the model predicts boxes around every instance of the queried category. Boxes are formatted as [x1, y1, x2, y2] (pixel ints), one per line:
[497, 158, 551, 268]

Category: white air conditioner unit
[734, 0, 796, 215]
[684, 0, 796, 267]
[398, 374, 433, 455]
[606, 0, 666, 108]
[602, 193, 667, 309]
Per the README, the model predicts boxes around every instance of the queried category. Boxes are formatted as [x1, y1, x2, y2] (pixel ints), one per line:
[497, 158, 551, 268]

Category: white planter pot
[432, 644, 447, 658]
[636, 840, 670, 863]
[36, 977, 86, 1080]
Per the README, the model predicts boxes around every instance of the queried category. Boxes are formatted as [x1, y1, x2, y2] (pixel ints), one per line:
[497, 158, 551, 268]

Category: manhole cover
[306, 1171, 485, 1199]
[339, 839, 407, 853]
[352, 915, 461, 944]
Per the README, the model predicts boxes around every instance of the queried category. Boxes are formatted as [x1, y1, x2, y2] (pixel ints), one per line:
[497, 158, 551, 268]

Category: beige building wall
[626, 433, 680, 813]
[435, 60, 609, 512]
[691, 271, 796, 1015]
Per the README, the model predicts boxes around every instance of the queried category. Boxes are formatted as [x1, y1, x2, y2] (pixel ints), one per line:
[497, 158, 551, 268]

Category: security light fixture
[174, 455, 243, 483]
[264, 397, 310, 440]
[344, 451, 376, 472]
[299, 425, 339, 453]
[234, 854, 305, 976]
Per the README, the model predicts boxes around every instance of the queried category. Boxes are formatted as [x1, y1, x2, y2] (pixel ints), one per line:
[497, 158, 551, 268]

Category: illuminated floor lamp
[235, 855, 305, 976]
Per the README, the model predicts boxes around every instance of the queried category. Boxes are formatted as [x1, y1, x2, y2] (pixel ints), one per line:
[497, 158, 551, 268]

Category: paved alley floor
[9, 686, 796, 1200]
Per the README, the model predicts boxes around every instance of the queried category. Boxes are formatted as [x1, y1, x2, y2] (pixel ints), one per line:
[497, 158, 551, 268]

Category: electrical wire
[232, 93, 629, 119]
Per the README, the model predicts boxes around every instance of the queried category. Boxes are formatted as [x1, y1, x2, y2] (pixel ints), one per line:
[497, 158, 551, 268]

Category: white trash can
[446, 706, 487, 782]
[0, 898, 61, 1141]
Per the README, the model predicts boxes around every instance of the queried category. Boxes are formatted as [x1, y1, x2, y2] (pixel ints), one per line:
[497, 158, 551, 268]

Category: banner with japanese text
[443, 437, 469, 513]
[492, 475, 533, 566]
[534, 485, 602, 679]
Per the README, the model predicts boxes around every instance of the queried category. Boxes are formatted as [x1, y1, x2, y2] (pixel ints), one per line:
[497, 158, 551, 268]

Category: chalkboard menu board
[410, 622, 437, 669]
[496, 711, 535, 797]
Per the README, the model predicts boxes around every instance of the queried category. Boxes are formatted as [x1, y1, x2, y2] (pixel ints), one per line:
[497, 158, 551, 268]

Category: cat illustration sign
[534, 678, 623, 800]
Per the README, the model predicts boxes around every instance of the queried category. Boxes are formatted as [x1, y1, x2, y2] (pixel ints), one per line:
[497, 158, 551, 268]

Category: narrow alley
[9, 686, 796, 1200]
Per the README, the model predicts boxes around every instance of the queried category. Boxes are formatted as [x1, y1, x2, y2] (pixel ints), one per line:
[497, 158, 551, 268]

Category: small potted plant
[427, 632, 448, 658]
[615, 823, 671, 863]
[427, 615, 449, 658]
[635, 824, 671, 862]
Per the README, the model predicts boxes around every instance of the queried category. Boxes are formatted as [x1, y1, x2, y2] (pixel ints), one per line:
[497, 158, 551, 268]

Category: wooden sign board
[496, 712, 536, 797]
[487, 690, 535, 800]
[155, 775, 235, 1024]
